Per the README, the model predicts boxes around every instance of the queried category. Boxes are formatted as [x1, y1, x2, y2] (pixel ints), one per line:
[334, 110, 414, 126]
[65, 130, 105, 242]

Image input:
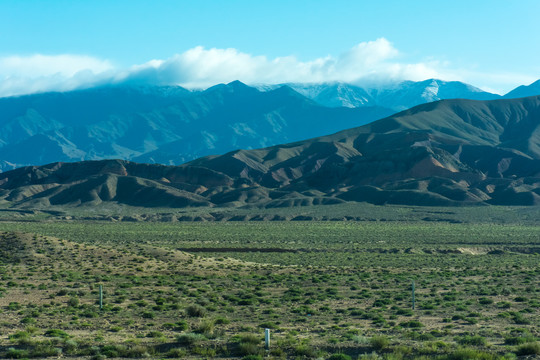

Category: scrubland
[0, 211, 538, 359]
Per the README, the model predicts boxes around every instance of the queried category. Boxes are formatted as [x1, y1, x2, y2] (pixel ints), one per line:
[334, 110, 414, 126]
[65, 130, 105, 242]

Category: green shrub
[82, 309, 98, 318]
[269, 348, 285, 357]
[512, 313, 530, 324]
[447, 348, 497, 360]
[497, 301, 511, 308]
[67, 297, 79, 307]
[455, 335, 487, 346]
[176, 332, 206, 346]
[478, 297, 493, 305]
[45, 329, 70, 338]
[370, 336, 389, 350]
[186, 304, 206, 317]
[238, 334, 261, 345]
[504, 333, 536, 345]
[21, 317, 36, 324]
[238, 342, 261, 356]
[293, 344, 317, 358]
[126, 345, 151, 358]
[258, 321, 278, 329]
[64, 339, 78, 354]
[146, 330, 163, 338]
[174, 320, 189, 331]
[101, 344, 126, 358]
[195, 319, 215, 336]
[393, 345, 413, 357]
[9, 331, 30, 343]
[400, 320, 423, 328]
[215, 316, 230, 325]
[6, 347, 29, 359]
[358, 353, 382, 359]
[395, 308, 414, 316]
[165, 348, 187, 358]
[233, 333, 263, 356]
[242, 355, 263, 360]
[141, 311, 155, 319]
[30, 344, 62, 358]
[328, 353, 352, 360]
[7, 302, 21, 310]
[516, 342, 540, 356]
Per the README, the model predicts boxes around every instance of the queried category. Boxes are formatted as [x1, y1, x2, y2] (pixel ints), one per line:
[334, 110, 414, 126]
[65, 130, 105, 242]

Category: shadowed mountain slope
[0, 82, 394, 172]
[1, 96, 539, 207]
[3, 78, 535, 174]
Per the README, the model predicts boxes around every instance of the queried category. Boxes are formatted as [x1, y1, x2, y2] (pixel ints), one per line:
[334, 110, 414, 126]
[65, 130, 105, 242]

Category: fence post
[411, 280, 415, 310]
[265, 328, 270, 350]
[99, 284, 103, 310]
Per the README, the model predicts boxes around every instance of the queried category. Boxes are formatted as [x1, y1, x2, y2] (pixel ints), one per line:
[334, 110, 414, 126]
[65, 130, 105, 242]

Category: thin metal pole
[99, 284, 103, 310]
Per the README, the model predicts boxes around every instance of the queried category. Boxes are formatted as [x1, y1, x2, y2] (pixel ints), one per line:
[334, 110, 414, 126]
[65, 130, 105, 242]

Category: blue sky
[1, 0, 539, 96]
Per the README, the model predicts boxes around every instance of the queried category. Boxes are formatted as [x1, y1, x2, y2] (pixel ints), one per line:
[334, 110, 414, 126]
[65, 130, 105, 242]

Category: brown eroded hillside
[1, 96, 539, 208]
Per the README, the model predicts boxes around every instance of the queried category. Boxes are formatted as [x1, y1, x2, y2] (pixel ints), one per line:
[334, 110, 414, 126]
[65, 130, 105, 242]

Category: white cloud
[0, 54, 114, 97]
[117, 38, 445, 88]
[0, 54, 113, 77]
[0, 39, 536, 97]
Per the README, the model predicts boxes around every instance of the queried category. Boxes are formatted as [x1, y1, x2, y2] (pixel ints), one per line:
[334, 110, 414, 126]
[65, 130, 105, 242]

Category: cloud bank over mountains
[124, 38, 442, 88]
[0, 54, 116, 97]
[0, 38, 535, 97]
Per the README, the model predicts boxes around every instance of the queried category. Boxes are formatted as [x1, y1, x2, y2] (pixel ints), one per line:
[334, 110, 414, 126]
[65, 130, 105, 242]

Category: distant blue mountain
[504, 79, 540, 99]
[1, 77, 537, 173]
[0, 81, 393, 172]
[278, 79, 501, 111]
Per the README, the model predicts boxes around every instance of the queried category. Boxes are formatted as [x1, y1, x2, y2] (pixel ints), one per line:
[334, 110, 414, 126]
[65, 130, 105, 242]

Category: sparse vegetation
[0, 215, 538, 358]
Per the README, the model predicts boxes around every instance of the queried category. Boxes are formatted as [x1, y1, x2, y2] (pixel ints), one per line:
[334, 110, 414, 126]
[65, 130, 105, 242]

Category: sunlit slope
[1, 96, 539, 207]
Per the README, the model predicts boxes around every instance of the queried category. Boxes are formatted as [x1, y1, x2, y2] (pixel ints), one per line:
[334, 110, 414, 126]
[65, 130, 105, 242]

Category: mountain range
[1, 78, 538, 173]
[264, 79, 500, 111]
[0, 81, 393, 172]
[2, 95, 539, 208]
[267, 78, 540, 110]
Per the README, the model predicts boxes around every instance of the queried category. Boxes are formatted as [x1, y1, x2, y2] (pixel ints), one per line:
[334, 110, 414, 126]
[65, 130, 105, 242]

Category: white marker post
[99, 284, 104, 310]
[265, 328, 270, 350]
